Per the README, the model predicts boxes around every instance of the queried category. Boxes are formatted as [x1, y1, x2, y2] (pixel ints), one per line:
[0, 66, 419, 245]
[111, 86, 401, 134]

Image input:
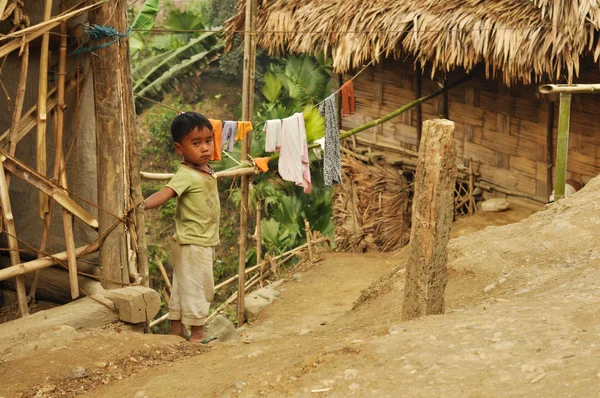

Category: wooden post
[36, 0, 53, 218]
[255, 202, 262, 267]
[546, 101, 555, 199]
[8, 43, 28, 158]
[468, 160, 474, 215]
[415, 64, 422, 151]
[237, 0, 258, 327]
[554, 93, 571, 200]
[402, 119, 457, 321]
[90, 0, 146, 289]
[0, 157, 28, 316]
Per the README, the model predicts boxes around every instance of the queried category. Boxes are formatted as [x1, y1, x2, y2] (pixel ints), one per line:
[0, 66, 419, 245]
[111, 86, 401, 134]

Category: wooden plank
[463, 141, 496, 165]
[509, 155, 537, 177]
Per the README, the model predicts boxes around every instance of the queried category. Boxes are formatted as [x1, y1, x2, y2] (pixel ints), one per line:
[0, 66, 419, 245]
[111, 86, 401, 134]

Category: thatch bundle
[225, 0, 600, 85]
[333, 154, 411, 253]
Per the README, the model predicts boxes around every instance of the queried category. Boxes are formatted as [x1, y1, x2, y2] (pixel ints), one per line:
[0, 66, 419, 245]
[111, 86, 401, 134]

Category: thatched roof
[225, 0, 600, 85]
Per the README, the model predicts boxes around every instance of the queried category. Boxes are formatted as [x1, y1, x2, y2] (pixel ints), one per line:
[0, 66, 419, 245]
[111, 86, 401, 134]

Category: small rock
[344, 369, 358, 380]
[69, 367, 89, 380]
[483, 283, 496, 293]
[348, 383, 360, 391]
[292, 273, 303, 281]
[206, 315, 238, 342]
[134, 392, 147, 398]
[299, 329, 312, 335]
[388, 326, 405, 335]
[235, 381, 244, 390]
[498, 277, 507, 284]
[517, 288, 531, 295]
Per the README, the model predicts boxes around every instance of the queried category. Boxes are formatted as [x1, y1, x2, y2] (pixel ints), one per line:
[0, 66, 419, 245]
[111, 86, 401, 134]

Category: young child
[144, 112, 220, 343]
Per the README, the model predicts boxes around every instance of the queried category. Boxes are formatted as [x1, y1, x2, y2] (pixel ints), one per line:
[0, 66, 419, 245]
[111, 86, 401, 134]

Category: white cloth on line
[279, 113, 311, 194]
[264, 119, 282, 152]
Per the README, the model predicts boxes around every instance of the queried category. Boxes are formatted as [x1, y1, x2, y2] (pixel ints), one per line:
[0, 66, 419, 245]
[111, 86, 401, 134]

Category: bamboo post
[304, 219, 313, 262]
[468, 160, 474, 215]
[0, 157, 28, 316]
[237, 0, 258, 327]
[546, 101, 555, 199]
[554, 93, 571, 200]
[28, 206, 53, 299]
[255, 201, 262, 267]
[415, 64, 422, 151]
[8, 43, 29, 158]
[402, 120, 457, 321]
[36, 0, 53, 218]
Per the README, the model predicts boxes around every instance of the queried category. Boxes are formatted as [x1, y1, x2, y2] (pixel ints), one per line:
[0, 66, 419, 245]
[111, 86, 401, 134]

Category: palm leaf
[129, 0, 160, 57]
[132, 31, 222, 94]
[260, 73, 282, 103]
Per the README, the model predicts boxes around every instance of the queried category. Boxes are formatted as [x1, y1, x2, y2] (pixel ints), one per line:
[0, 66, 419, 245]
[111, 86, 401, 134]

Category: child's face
[174, 126, 214, 165]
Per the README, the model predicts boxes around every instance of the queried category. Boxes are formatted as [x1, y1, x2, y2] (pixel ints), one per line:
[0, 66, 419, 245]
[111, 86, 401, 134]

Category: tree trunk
[402, 119, 457, 321]
[89, 1, 147, 289]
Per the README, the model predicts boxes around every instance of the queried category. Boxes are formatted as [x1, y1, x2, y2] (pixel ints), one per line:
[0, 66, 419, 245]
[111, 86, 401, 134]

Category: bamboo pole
[36, 0, 52, 219]
[0, 158, 28, 316]
[1, 152, 99, 228]
[415, 64, 422, 151]
[304, 219, 313, 261]
[238, 0, 258, 328]
[468, 160, 474, 215]
[539, 84, 600, 94]
[140, 166, 256, 181]
[155, 256, 172, 295]
[554, 93, 571, 200]
[29, 203, 53, 299]
[546, 101, 555, 199]
[255, 202, 262, 267]
[8, 42, 28, 157]
[0, 243, 99, 282]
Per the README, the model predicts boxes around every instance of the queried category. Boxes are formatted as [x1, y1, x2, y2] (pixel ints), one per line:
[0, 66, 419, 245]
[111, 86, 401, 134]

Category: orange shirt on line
[340, 81, 355, 116]
[236, 121, 253, 141]
[208, 119, 223, 161]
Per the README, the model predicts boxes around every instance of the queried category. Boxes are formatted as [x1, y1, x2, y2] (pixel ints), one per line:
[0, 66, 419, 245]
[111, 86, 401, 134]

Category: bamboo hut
[226, 0, 600, 202]
[0, 1, 146, 318]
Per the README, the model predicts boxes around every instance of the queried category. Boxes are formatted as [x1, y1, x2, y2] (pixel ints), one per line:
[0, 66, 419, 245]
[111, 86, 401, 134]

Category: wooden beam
[0, 153, 99, 228]
[238, 0, 258, 327]
[0, 158, 28, 316]
[90, 0, 143, 289]
[402, 119, 457, 321]
[8, 43, 29, 158]
[140, 166, 256, 181]
[554, 93, 571, 200]
[0, 243, 99, 282]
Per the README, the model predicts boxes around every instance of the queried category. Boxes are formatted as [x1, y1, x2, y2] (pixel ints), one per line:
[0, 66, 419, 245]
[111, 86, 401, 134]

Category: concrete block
[104, 286, 161, 324]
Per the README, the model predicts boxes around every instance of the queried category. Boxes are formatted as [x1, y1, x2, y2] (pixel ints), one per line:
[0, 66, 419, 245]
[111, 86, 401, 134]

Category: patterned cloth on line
[318, 95, 342, 186]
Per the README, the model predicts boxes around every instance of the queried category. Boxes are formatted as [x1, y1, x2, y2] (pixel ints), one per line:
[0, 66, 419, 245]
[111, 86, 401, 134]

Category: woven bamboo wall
[341, 58, 600, 200]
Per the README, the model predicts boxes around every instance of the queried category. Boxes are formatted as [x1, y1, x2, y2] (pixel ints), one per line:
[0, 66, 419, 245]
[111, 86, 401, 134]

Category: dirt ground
[3, 182, 600, 397]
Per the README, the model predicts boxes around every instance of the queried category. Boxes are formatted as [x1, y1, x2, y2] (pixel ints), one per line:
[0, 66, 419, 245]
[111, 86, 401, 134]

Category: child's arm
[143, 187, 177, 210]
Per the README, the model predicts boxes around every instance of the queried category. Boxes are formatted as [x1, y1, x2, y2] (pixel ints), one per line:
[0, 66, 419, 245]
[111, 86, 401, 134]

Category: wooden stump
[402, 119, 457, 321]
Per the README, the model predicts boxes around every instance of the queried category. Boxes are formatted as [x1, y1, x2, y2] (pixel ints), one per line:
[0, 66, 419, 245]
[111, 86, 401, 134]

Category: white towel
[264, 119, 282, 152]
[279, 113, 311, 194]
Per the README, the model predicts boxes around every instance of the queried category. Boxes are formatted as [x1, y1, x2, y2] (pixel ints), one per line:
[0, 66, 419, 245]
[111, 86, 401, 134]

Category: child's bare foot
[169, 320, 186, 339]
[189, 325, 217, 344]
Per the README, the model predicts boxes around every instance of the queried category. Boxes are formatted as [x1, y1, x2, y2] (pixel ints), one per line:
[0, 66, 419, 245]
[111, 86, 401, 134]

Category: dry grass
[225, 0, 600, 85]
[332, 154, 411, 253]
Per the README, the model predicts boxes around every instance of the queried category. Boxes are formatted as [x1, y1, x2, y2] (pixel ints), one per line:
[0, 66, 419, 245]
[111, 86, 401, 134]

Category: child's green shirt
[166, 165, 220, 246]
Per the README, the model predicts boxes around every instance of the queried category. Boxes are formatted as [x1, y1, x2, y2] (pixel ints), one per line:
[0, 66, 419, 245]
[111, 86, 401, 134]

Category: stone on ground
[206, 315, 237, 342]
[244, 285, 281, 322]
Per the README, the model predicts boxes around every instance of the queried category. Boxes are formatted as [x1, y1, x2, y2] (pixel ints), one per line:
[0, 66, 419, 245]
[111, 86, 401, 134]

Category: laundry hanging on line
[264, 119, 282, 152]
[319, 95, 342, 186]
[279, 113, 311, 194]
[222, 121, 237, 152]
[340, 80, 355, 116]
[208, 119, 223, 161]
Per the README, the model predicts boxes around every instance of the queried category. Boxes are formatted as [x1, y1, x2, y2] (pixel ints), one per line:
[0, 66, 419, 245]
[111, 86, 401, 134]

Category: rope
[69, 24, 130, 56]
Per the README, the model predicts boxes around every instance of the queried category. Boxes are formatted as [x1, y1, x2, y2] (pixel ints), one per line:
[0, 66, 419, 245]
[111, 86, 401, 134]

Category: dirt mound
[354, 175, 600, 319]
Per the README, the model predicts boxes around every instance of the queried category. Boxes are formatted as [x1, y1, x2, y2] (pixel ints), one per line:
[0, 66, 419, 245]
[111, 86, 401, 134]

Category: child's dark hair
[170, 112, 213, 143]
